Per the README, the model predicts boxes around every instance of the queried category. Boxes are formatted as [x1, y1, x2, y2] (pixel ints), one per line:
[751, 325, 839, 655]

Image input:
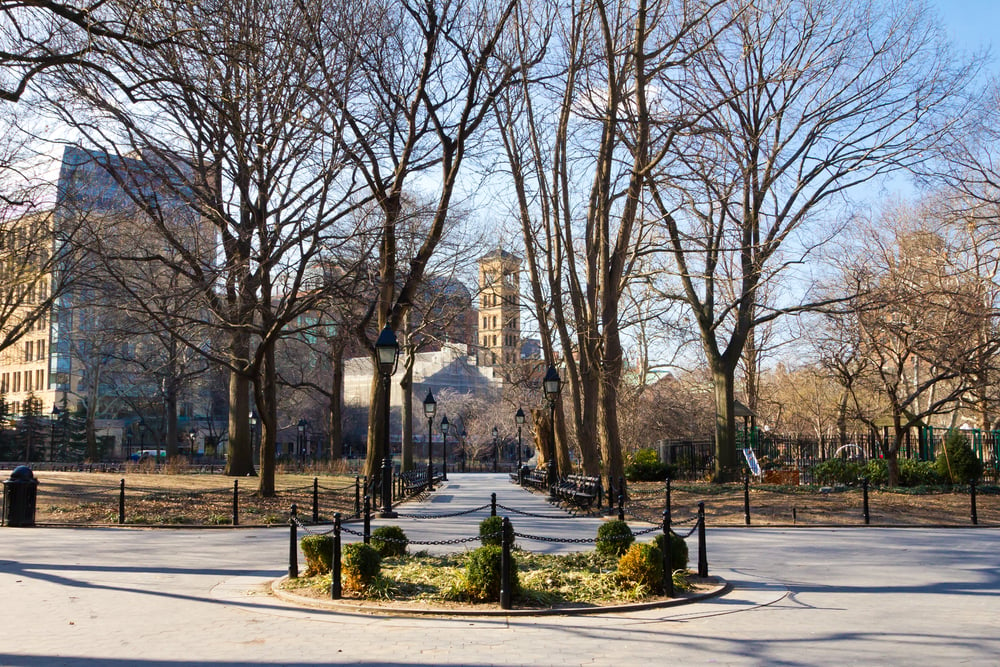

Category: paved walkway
[1, 473, 999, 665]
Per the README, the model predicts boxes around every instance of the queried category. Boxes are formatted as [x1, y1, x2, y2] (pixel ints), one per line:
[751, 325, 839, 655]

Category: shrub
[936, 431, 984, 484]
[616, 543, 663, 592]
[898, 459, 943, 486]
[862, 459, 888, 486]
[653, 531, 689, 572]
[479, 516, 514, 547]
[300, 535, 333, 576]
[342, 543, 381, 592]
[596, 520, 634, 557]
[464, 545, 518, 602]
[624, 448, 672, 481]
[810, 458, 864, 485]
[371, 525, 409, 557]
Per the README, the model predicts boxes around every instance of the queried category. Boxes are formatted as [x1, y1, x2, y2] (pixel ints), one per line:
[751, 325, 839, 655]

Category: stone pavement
[1, 473, 999, 666]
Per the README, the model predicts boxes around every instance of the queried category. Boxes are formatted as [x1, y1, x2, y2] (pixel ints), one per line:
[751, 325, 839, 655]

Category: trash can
[3, 466, 38, 527]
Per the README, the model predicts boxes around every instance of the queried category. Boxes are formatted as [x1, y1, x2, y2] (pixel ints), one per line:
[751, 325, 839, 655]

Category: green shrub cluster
[300, 535, 333, 576]
[810, 457, 943, 487]
[464, 545, 518, 602]
[371, 525, 409, 557]
[653, 531, 689, 572]
[624, 448, 673, 481]
[342, 543, 381, 592]
[479, 516, 514, 547]
[616, 543, 663, 591]
[936, 431, 984, 483]
[596, 520, 634, 557]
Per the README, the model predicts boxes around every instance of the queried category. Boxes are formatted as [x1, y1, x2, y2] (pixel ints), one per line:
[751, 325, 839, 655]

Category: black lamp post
[375, 324, 400, 517]
[423, 389, 436, 490]
[189, 429, 197, 461]
[440, 415, 450, 481]
[249, 411, 258, 464]
[50, 405, 60, 462]
[297, 419, 307, 463]
[492, 425, 499, 473]
[543, 365, 561, 493]
[460, 428, 467, 472]
[515, 407, 525, 484]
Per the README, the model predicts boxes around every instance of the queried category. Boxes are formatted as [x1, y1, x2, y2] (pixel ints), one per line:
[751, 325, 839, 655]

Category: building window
[36, 369, 44, 389]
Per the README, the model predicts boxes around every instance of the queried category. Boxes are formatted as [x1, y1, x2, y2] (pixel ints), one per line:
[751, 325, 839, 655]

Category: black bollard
[119, 478, 125, 525]
[363, 494, 371, 544]
[491, 492, 497, 517]
[665, 475, 671, 521]
[500, 517, 512, 610]
[697, 501, 708, 577]
[862, 478, 870, 525]
[233, 479, 240, 526]
[662, 509, 674, 597]
[617, 485, 625, 522]
[744, 472, 751, 526]
[970, 479, 978, 526]
[354, 476, 361, 517]
[312, 477, 319, 523]
[331, 513, 342, 599]
[288, 504, 299, 579]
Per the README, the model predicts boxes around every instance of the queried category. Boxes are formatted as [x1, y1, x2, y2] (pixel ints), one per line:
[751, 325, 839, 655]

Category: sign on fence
[743, 448, 762, 477]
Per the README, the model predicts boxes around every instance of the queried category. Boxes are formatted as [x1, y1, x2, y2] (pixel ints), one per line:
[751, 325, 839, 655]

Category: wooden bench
[553, 474, 601, 509]
[523, 468, 549, 490]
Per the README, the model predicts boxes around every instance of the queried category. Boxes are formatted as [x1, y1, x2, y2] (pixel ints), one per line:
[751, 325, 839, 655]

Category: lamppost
[297, 419, 307, 463]
[375, 324, 400, 518]
[515, 407, 525, 483]
[440, 415, 450, 480]
[422, 389, 436, 490]
[543, 365, 562, 493]
[492, 425, 499, 473]
[460, 428, 467, 472]
[50, 405, 60, 462]
[249, 411, 258, 464]
[189, 430, 197, 461]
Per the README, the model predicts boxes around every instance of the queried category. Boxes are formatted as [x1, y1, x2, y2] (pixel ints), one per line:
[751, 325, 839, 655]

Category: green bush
[479, 516, 514, 547]
[300, 535, 333, 576]
[898, 459, 943, 486]
[862, 459, 888, 486]
[624, 448, 672, 481]
[464, 545, 518, 602]
[616, 543, 663, 592]
[653, 532, 689, 572]
[342, 542, 381, 592]
[936, 431, 984, 483]
[371, 525, 409, 557]
[810, 458, 864, 485]
[596, 520, 634, 557]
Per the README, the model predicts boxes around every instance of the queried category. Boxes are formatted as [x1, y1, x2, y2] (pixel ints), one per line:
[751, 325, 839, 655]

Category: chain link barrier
[494, 502, 571, 519]
[392, 504, 492, 520]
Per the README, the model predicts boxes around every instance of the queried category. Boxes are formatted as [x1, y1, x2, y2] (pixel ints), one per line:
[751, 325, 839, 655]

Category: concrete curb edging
[270, 576, 732, 617]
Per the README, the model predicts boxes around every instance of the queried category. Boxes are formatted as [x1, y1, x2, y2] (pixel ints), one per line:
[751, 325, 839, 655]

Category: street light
[515, 407, 526, 484]
[50, 405, 60, 462]
[374, 324, 400, 517]
[492, 425, 499, 473]
[440, 415, 450, 481]
[422, 389, 436, 490]
[297, 419, 307, 463]
[189, 430, 197, 461]
[543, 365, 561, 492]
[249, 411, 258, 464]
[460, 428, 467, 473]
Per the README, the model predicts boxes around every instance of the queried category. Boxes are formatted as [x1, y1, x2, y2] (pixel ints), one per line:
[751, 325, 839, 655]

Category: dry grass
[6, 469, 359, 525]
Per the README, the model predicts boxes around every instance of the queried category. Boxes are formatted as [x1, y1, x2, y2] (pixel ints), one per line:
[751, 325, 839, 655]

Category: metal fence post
[363, 494, 371, 544]
[697, 501, 708, 578]
[233, 479, 239, 526]
[500, 516, 512, 610]
[491, 492, 497, 517]
[617, 481, 625, 522]
[662, 509, 674, 597]
[665, 475, 671, 520]
[354, 476, 361, 517]
[970, 479, 978, 526]
[119, 478, 125, 525]
[312, 477, 319, 523]
[744, 471, 751, 526]
[862, 478, 870, 525]
[331, 513, 342, 599]
[288, 504, 298, 579]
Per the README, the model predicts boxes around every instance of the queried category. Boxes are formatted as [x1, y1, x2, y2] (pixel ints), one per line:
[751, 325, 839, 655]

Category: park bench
[523, 468, 549, 490]
[552, 474, 601, 510]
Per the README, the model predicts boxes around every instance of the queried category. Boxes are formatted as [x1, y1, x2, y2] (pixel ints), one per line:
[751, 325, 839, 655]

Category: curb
[270, 576, 732, 617]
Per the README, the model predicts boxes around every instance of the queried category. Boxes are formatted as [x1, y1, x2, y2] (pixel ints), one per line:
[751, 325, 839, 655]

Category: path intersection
[1, 473, 998, 665]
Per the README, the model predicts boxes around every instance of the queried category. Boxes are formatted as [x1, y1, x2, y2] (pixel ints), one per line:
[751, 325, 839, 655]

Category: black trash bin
[3, 466, 38, 527]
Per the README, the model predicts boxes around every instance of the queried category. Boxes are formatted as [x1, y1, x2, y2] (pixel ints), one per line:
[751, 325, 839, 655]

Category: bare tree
[646, 0, 974, 480]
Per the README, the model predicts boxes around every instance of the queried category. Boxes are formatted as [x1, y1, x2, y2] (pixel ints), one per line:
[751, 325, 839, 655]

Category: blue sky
[933, 0, 1000, 52]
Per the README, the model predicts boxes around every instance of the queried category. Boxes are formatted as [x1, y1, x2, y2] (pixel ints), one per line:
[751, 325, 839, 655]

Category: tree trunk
[328, 342, 344, 460]
[400, 361, 414, 472]
[711, 363, 739, 482]
[363, 363, 387, 483]
[256, 342, 278, 497]
[225, 332, 254, 476]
